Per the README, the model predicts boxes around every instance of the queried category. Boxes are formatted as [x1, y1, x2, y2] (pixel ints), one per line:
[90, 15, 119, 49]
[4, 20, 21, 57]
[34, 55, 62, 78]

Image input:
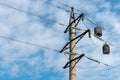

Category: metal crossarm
[64, 13, 84, 33]
[63, 54, 85, 69]
[60, 29, 89, 53]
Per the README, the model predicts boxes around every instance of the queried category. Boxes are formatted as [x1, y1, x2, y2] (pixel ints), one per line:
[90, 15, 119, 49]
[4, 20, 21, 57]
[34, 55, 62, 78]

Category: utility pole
[60, 5, 110, 80]
[60, 7, 91, 80]
[69, 7, 76, 80]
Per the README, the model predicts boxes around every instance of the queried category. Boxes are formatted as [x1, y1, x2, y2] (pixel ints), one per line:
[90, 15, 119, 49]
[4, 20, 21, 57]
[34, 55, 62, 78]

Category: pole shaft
[69, 7, 76, 80]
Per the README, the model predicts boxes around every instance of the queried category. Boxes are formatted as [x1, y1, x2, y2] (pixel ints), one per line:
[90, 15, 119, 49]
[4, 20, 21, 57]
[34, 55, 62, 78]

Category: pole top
[71, 7, 74, 11]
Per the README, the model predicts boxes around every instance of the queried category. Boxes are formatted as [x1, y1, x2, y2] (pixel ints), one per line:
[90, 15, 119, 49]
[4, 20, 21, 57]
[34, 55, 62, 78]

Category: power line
[1, 1, 120, 77]
[0, 35, 59, 52]
[0, 1, 118, 69]
[42, 0, 120, 38]
[89, 38, 101, 47]
[39, 0, 99, 26]
[51, 1, 101, 27]
[103, 28, 120, 37]
[39, 0, 82, 16]
[0, 34, 81, 55]
[0, 2, 66, 27]
[84, 56, 117, 69]
[39, 0, 71, 13]
[49, 0, 83, 13]
[91, 32, 120, 48]
[76, 28, 120, 49]
[82, 21, 120, 48]
[63, 51, 120, 71]
[76, 64, 99, 70]
[54, 0, 71, 8]
[40, 0, 120, 38]
[1, 0, 100, 30]
[84, 18, 120, 37]
[0, 34, 120, 70]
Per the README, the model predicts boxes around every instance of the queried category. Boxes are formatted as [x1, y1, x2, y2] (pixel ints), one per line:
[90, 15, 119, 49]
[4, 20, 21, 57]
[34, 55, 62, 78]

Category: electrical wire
[82, 21, 120, 49]
[0, 1, 119, 69]
[39, 0, 99, 27]
[85, 56, 120, 71]
[77, 25, 120, 49]
[0, 2, 66, 27]
[83, 56, 120, 70]
[91, 33, 120, 49]
[39, 0, 71, 13]
[40, 0, 120, 38]
[3, 0, 117, 39]
[0, 35, 60, 52]
[49, 0, 83, 14]
[0, 34, 120, 71]
[0, 0, 105, 30]
[47, 0, 120, 38]
[53, 0, 71, 8]
[89, 38, 101, 47]
[103, 28, 120, 37]
[84, 18, 120, 37]
[107, 65, 120, 70]
[76, 64, 99, 70]
[0, 1, 120, 72]
[0, 34, 82, 55]
[82, 21, 101, 47]
[71, 23, 120, 49]
[78, 29, 120, 49]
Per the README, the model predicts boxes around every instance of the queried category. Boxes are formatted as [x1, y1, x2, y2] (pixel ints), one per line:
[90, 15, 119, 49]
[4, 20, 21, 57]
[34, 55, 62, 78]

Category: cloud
[0, 0, 120, 80]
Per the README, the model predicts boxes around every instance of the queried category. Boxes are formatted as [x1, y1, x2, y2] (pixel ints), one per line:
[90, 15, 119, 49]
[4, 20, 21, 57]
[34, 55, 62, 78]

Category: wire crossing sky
[0, 33, 119, 70]
[0, 2, 66, 26]
[0, 0, 120, 80]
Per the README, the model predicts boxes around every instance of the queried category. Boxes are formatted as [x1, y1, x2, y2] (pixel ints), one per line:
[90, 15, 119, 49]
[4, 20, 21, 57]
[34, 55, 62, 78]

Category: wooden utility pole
[69, 7, 76, 80]
[60, 7, 86, 80]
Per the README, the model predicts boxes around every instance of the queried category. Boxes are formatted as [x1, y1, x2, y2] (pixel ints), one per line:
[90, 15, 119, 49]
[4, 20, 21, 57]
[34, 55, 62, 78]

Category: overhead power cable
[89, 38, 101, 47]
[40, 0, 120, 38]
[0, 1, 120, 72]
[0, 34, 120, 70]
[76, 64, 99, 70]
[63, 54, 85, 69]
[45, 0, 82, 14]
[84, 56, 120, 71]
[77, 28, 120, 49]
[62, 51, 120, 70]
[2, 0, 117, 36]
[39, 0, 98, 26]
[91, 33, 120, 48]
[82, 21, 120, 48]
[39, 0, 71, 13]
[52, 1, 99, 26]
[39, 0, 81, 16]
[2, 0, 113, 36]
[0, 34, 80, 55]
[0, 2, 66, 27]
[0, 35, 59, 52]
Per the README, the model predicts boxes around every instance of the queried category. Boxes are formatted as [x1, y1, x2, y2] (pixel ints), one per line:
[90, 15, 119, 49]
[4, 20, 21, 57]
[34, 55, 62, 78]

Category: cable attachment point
[64, 13, 85, 33]
[63, 54, 85, 69]
[60, 29, 90, 53]
[80, 13, 84, 21]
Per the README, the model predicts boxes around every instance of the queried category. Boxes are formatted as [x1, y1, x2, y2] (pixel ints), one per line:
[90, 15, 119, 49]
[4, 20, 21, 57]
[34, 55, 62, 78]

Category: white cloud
[0, 0, 120, 80]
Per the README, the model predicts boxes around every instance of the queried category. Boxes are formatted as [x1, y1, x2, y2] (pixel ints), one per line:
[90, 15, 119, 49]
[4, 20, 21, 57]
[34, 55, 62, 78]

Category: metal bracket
[63, 54, 85, 69]
[64, 13, 84, 33]
[60, 29, 89, 53]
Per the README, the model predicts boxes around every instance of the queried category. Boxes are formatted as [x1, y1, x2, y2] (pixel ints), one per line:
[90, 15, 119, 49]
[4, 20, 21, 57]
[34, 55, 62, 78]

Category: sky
[0, 0, 120, 80]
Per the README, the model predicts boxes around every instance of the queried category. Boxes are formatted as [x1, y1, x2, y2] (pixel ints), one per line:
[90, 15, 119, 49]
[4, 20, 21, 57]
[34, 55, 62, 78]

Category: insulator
[94, 26, 102, 37]
[103, 43, 110, 55]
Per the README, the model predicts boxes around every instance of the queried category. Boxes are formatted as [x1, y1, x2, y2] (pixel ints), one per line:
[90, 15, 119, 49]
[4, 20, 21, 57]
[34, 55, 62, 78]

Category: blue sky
[0, 0, 120, 80]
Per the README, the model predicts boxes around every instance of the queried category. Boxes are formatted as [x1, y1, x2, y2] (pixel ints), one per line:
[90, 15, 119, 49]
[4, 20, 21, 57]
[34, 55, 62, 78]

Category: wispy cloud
[0, 0, 120, 80]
